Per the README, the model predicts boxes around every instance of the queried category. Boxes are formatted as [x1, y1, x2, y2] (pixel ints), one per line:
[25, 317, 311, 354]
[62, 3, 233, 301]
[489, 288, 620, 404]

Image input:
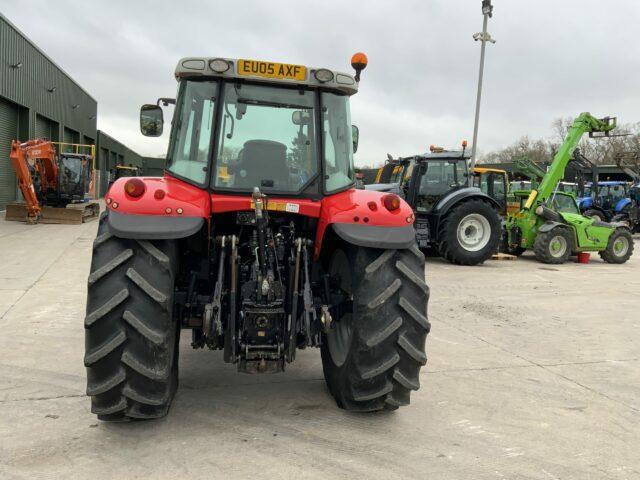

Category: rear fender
[538, 221, 565, 233]
[105, 175, 210, 239]
[314, 188, 416, 259]
[578, 197, 593, 209]
[435, 188, 500, 215]
[538, 221, 577, 249]
[615, 198, 631, 213]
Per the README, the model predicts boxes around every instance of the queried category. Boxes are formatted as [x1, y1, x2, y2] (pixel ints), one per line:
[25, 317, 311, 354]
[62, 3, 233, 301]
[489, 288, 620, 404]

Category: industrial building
[0, 13, 152, 209]
[94, 130, 145, 197]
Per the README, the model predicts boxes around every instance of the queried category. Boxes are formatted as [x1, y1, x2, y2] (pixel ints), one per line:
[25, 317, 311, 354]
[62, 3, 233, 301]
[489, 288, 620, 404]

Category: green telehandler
[506, 113, 634, 264]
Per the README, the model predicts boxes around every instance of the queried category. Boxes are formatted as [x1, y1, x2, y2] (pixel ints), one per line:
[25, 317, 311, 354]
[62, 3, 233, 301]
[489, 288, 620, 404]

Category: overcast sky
[1, 0, 639, 166]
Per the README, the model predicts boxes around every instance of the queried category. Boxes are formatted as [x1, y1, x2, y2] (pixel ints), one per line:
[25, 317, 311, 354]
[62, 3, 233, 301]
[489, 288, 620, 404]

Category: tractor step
[4, 202, 100, 225]
[491, 252, 517, 261]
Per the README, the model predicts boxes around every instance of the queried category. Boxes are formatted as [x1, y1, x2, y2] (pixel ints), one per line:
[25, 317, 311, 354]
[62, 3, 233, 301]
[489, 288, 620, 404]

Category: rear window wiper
[237, 98, 310, 110]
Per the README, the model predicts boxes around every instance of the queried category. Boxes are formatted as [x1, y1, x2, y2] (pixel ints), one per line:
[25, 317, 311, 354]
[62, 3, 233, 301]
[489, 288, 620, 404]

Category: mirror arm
[157, 97, 176, 107]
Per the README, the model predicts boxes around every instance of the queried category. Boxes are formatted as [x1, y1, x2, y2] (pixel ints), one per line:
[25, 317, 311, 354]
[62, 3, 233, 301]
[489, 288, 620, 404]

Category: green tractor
[506, 113, 634, 264]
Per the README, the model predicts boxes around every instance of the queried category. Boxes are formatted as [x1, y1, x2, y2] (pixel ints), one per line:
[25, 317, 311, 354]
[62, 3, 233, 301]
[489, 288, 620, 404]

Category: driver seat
[235, 140, 288, 189]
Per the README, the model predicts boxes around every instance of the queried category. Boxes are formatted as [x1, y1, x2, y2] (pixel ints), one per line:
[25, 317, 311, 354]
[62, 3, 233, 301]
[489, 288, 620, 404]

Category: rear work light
[209, 58, 230, 73]
[124, 178, 146, 198]
[314, 68, 334, 83]
[382, 194, 401, 211]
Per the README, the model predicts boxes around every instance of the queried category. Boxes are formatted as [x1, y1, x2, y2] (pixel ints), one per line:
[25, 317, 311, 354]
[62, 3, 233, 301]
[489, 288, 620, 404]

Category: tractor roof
[175, 57, 359, 95]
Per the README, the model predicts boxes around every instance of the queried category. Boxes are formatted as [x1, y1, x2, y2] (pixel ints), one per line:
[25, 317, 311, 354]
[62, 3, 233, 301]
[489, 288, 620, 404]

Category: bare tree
[480, 118, 640, 166]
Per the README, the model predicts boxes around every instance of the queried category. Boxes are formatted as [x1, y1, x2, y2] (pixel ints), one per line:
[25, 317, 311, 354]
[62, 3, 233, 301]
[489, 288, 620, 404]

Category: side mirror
[292, 110, 311, 125]
[352, 124, 359, 154]
[140, 104, 163, 137]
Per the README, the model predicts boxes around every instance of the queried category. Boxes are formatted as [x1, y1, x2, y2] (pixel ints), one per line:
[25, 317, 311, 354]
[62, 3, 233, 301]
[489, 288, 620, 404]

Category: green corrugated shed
[142, 156, 166, 177]
[0, 13, 97, 209]
[96, 130, 144, 196]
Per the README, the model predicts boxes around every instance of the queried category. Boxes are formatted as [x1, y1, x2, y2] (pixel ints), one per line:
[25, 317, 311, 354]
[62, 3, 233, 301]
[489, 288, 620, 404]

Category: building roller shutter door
[63, 127, 80, 152]
[35, 115, 58, 141]
[0, 97, 19, 209]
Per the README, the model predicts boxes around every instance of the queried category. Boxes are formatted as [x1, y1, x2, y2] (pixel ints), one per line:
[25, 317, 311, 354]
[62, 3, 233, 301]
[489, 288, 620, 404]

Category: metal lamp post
[469, 0, 496, 179]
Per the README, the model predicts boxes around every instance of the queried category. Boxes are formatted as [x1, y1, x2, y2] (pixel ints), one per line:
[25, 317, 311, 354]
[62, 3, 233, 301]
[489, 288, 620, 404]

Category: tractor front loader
[85, 54, 430, 421]
[506, 113, 634, 264]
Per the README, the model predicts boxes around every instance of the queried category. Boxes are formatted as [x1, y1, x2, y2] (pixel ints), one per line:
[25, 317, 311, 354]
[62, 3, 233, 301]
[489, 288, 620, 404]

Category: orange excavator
[7, 139, 100, 224]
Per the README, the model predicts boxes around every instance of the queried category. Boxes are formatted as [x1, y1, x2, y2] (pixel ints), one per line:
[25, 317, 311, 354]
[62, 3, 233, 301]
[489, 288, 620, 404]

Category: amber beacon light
[350, 52, 368, 82]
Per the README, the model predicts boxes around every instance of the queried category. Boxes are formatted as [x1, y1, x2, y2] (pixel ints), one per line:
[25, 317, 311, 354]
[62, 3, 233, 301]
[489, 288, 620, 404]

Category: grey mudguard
[332, 223, 416, 249]
[435, 187, 500, 215]
[107, 210, 204, 240]
[538, 221, 565, 233]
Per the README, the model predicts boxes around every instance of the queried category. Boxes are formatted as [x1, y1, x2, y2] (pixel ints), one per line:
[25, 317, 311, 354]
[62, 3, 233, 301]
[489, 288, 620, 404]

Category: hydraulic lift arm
[571, 149, 600, 197]
[513, 157, 546, 187]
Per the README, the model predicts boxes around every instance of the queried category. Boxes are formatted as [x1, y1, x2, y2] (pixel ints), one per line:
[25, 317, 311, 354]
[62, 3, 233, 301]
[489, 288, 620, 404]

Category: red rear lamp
[367, 201, 378, 211]
[154, 189, 166, 200]
[124, 178, 146, 198]
[382, 194, 401, 211]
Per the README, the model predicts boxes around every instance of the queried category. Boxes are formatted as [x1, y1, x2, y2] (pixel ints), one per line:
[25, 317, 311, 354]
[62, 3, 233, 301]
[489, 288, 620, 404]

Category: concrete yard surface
[0, 215, 638, 480]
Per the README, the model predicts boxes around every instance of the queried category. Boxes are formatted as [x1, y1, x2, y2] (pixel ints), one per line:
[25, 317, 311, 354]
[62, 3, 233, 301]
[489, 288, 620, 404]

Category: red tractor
[85, 54, 430, 420]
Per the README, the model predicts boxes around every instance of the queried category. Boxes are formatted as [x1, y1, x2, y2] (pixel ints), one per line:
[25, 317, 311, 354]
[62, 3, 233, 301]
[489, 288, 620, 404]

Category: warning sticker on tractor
[285, 203, 300, 213]
[238, 59, 307, 81]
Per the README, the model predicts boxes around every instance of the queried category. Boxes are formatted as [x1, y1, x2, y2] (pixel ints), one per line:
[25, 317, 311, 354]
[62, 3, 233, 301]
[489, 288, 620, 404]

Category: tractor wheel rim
[326, 251, 353, 367]
[457, 214, 491, 252]
[613, 236, 629, 257]
[549, 235, 568, 258]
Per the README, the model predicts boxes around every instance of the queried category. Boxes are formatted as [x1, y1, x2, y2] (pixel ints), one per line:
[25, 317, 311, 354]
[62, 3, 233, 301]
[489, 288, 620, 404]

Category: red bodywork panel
[107, 174, 414, 258]
[106, 176, 211, 217]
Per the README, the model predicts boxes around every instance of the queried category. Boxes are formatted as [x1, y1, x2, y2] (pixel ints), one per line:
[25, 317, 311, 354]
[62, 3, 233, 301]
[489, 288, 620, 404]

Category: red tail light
[382, 194, 401, 211]
[124, 178, 146, 198]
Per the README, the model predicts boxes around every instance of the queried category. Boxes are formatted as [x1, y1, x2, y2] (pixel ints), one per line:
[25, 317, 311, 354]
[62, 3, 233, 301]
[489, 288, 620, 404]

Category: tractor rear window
[214, 83, 317, 193]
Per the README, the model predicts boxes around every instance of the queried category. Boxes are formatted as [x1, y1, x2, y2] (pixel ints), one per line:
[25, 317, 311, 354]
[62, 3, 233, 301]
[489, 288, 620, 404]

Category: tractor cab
[577, 180, 630, 221]
[512, 190, 580, 215]
[405, 147, 470, 212]
[365, 156, 413, 195]
[55, 153, 93, 203]
[471, 167, 509, 216]
[140, 57, 362, 198]
[109, 165, 140, 186]
[393, 145, 502, 265]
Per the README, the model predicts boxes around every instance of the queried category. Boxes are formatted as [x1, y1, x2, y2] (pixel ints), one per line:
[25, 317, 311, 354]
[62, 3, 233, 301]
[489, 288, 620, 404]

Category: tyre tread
[322, 246, 430, 412]
[85, 215, 178, 421]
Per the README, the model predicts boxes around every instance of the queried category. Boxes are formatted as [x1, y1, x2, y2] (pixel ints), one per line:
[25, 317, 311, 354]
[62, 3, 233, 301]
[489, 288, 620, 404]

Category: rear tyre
[321, 245, 430, 411]
[533, 228, 572, 264]
[599, 228, 634, 264]
[85, 213, 180, 421]
[438, 199, 501, 265]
